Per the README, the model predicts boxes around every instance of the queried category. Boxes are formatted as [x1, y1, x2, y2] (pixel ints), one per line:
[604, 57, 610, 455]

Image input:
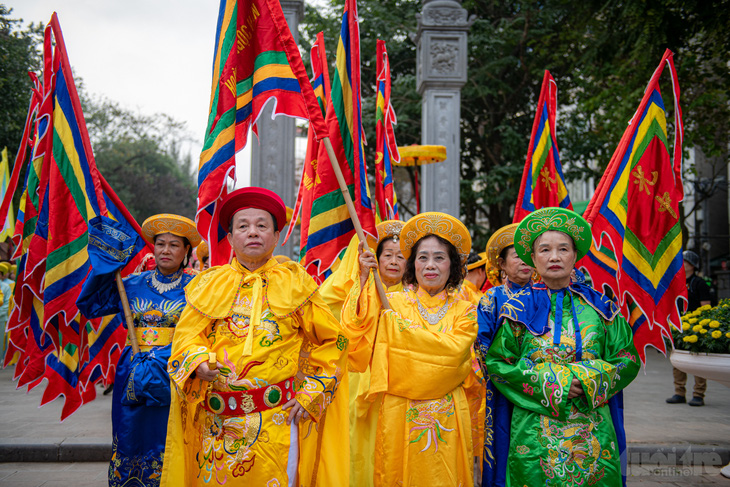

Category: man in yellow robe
[160, 187, 348, 486]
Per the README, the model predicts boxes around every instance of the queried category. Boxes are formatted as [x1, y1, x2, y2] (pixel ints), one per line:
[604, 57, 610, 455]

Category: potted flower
[669, 299, 730, 388]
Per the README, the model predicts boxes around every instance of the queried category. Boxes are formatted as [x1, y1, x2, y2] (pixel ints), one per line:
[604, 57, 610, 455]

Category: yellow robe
[455, 279, 488, 481]
[160, 258, 348, 486]
[342, 278, 477, 487]
[318, 235, 402, 486]
[456, 279, 484, 305]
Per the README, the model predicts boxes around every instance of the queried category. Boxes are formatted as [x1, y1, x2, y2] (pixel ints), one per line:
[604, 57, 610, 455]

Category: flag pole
[322, 136, 390, 309]
[115, 271, 140, 355]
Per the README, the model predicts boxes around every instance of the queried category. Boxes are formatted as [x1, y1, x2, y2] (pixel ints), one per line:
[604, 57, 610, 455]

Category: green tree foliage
[0, 5, 43, 158]
[304, 0, 729, 250]
[82, 95, 197, 223]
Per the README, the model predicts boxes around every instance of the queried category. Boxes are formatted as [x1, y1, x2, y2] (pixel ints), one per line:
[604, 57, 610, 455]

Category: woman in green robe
[484, 208, 640, 486]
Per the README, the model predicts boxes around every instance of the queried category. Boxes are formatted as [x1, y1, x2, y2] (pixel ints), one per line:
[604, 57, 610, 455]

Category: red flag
[374, 39, 400, 221]
[579, 49, 685, 362]
[513, 70, 572, 223]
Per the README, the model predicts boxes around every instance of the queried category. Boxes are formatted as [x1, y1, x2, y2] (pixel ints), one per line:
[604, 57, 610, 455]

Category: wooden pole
[115, 271, 140, 356]
[321, 137, 390, 309]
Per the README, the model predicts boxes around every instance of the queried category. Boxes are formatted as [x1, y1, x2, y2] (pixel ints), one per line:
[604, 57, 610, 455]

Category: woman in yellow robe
[342, 212, 478, 486]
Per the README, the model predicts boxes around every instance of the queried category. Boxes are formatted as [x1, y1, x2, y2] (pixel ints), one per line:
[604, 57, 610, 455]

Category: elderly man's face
[227, 208, 280, 265]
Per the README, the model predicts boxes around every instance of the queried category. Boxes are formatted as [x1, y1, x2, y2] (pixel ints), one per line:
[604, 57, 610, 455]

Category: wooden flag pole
[115, 271, 140, 355]
[322, 136, 390, 309]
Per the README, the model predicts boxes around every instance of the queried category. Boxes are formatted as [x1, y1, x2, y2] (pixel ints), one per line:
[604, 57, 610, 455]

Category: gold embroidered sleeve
[292, 291, 348, 422]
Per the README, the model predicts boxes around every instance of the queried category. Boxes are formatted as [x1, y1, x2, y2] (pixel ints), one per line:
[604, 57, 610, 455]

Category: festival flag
[4, 14, 150, 419]
[296, 0, 376, 279]
[513, 70, 572, 223]
[374, 39, 400, 221]
[198, 0, 329, 265]
[579, 49, 686, 362]
[0, 149, 16, 242]
[284, 32, 333, 273]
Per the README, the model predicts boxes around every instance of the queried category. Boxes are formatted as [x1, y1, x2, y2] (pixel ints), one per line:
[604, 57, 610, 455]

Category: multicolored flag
[284, 32, 334, 278]
[513, 70, 572, 223]
[198, 0, 329, 265]
[299, 0, 376, 279]
[4, 14, 150, 419]
[0, 148, 16, 242]
[374, 39, 400, 221]
[579, 49, 685, 362]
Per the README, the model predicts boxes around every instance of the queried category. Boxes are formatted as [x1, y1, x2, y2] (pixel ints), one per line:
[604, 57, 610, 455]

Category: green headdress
[514, 207, 591, 267]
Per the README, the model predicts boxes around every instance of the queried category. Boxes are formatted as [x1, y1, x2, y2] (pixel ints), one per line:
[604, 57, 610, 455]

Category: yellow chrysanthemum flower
[682, 323, 690, 331]
[709, 321, 720, 328]
[692, 324, 704, 333]
[688, 318, 698, 324]
[685, 335, 699, 343]
[699, 319, 711, 326]
[726, 332, 730, 339]
[699, 329, 708, 334]
[712, 330, 722, 339]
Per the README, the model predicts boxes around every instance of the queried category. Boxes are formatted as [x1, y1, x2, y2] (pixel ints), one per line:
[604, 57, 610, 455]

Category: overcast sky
[10, 0, 252, 185]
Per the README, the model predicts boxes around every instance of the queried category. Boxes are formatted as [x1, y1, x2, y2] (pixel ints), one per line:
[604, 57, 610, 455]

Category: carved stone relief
[430, 41, 459, 75]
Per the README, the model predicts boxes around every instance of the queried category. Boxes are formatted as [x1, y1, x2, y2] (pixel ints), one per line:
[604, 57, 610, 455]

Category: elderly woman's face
[378, 239, 406, 287]
[414, 236, 451, 296]
[498, 246, 533, 286]
[531, 231, 577, 287]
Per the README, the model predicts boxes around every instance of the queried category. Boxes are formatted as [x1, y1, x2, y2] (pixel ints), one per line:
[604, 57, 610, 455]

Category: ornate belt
[202, 377, 295, 416]
[126, 327, 175, 348]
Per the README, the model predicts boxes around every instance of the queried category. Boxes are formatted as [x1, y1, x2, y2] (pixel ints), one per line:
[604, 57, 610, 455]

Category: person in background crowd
[666, 250, 712, 407]
[475, 222, 534, 487]
[458, 251, 487, 305]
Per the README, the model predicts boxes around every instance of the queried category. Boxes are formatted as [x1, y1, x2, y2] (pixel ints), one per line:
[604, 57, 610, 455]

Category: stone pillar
[415, 0, 473, 216]
[250, 0, 303, 258]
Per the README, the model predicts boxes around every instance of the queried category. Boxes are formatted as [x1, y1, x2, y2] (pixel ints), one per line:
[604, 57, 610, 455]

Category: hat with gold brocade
[196, 241, 209, 261]
[514, 208, 591, 267]
[366, 220, 404, 251]
[485, 223, 519, 286]
[467, 252, 487, 271]
[400, 212, 471, 264]
[141, 214, 201, 248]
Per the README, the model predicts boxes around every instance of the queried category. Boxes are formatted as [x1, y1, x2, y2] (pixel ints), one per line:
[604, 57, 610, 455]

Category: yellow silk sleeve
[293, 291, 349, 422]
[167, 305, 214, 406]
[319, 235, 361, 320]
[341, 271, 382, 373]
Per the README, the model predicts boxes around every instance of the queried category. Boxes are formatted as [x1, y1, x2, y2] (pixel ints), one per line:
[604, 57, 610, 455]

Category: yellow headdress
[400, 212, 471, 264]
[485, 223, 519, 286]
[366, 220, 404, 251]
[141, 214, 201, 248]
[467, 252, 488, 271]
[196, 241, 209, 261]
[0, 262, 9, 274]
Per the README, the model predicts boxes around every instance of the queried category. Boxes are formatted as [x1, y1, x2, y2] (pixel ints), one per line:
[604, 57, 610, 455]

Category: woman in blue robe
[79, 214, 200, 487]
[476, 223, 534, 487]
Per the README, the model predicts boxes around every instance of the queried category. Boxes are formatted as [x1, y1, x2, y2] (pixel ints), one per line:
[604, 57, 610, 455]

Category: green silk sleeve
[485, 320, 574, 421]
[566, 314, 640, 413]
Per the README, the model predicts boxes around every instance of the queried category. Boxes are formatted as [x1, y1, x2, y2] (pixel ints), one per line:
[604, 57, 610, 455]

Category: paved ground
[0, 349, 728, 485]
